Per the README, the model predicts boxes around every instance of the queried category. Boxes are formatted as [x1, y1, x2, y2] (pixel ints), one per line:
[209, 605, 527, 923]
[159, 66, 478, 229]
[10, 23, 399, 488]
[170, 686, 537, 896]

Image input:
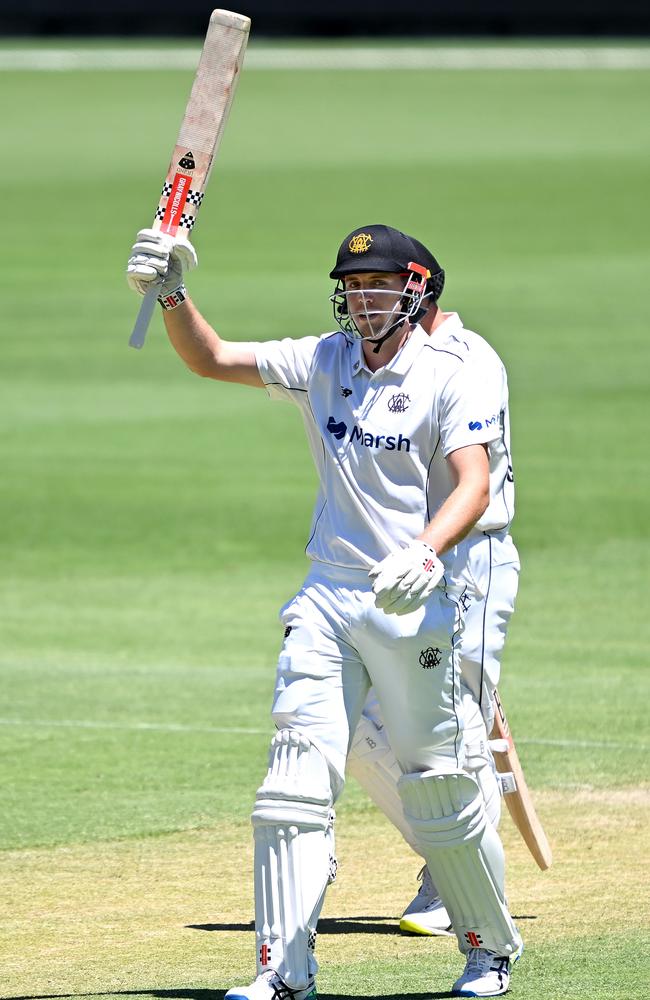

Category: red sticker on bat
[161, 171, 191, 235]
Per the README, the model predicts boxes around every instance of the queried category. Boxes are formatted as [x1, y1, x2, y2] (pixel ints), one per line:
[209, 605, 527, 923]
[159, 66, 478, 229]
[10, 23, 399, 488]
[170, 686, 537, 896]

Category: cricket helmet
[407, 236, 446, 302]
[329, 224, 445, 348]
[330, 224, 420, 279]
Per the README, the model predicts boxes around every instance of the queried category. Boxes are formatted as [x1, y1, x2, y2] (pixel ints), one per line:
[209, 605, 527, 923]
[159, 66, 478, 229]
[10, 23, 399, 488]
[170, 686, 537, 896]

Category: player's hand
[369, 541, 444, 615]
[126, 228, 198, 297]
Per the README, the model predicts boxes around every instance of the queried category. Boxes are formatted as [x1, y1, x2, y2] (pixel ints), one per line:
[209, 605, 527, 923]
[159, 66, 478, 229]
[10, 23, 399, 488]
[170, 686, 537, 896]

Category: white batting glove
[369, 541, 445, 616]
[126, 228, 198, 297]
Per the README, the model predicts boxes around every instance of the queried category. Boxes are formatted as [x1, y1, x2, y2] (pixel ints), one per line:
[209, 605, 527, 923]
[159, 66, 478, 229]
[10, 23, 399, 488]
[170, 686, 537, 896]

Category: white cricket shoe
[451, 949, 512, 997]
[225, 970, 317, 1000]
[399, 865, 453, 936]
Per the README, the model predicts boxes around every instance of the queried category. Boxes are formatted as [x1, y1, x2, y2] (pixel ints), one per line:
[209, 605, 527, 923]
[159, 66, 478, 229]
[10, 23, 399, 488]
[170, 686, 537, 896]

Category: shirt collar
[432, 312, 463, 338]
[349, 323, 432, 379]
[349, 337, 366, 376]
[387, 323, 429, 376]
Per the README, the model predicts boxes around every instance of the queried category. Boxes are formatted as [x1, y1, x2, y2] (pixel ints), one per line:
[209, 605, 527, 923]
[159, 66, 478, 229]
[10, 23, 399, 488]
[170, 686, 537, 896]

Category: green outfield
[1, 44, 649, 1000]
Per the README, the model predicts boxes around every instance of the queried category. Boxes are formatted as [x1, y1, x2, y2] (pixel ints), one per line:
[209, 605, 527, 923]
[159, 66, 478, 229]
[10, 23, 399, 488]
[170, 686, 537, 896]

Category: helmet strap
[369, 318, 407, 353]
[368, 262, 430, 352]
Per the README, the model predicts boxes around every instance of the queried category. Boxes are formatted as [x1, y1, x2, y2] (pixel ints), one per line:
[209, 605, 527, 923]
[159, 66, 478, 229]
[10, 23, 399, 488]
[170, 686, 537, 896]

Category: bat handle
[129, 283, 162, 350]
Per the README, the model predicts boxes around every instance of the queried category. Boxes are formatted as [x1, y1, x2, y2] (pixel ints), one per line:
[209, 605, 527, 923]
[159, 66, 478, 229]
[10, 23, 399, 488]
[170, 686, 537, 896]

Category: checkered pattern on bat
[153, 208, 197, 230]
[160, 181, 204, 206]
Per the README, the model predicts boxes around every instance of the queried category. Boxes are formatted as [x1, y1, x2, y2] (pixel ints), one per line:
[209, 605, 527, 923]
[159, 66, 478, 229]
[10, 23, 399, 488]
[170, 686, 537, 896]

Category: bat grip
[129, 283, 162, 349]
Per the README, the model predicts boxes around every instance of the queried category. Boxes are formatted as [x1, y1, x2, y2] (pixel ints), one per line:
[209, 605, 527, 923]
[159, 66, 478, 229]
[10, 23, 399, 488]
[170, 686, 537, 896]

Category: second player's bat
[129, 9, 250, 349]
[490, 688, 553, 871]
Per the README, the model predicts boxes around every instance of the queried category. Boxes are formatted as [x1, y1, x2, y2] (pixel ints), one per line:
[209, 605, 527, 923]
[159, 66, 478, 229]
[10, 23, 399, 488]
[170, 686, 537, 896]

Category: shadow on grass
[186, 914, 536, 936]
[187, 915, 402, 936]
[8, 918, 536, 1000]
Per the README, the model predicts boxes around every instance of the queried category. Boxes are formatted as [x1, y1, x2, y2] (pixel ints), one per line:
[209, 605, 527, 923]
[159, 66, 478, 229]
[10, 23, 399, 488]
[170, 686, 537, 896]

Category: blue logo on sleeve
[468, 420, 483, 431]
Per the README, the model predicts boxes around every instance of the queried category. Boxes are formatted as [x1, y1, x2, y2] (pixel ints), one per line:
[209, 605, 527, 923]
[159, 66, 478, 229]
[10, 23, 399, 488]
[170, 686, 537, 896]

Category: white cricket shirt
[431, 313, 515, 535]
[254, 322, 502, 573]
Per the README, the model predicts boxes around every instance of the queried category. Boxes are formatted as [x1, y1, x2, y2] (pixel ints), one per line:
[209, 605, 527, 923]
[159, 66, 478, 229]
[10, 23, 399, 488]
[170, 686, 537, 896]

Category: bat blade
[129, 9, 250, 349]
[490, 688, 553, 871]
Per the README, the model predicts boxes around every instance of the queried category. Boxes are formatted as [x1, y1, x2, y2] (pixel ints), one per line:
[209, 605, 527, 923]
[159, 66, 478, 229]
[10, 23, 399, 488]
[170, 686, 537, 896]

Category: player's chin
[353, 316, 384, 339]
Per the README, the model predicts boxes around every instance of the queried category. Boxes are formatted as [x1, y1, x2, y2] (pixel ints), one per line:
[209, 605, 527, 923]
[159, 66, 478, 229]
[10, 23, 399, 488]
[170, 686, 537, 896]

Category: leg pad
[398, 770, 521, 956]
[252, 730, 333, 988]
[347, 713, 419, 852]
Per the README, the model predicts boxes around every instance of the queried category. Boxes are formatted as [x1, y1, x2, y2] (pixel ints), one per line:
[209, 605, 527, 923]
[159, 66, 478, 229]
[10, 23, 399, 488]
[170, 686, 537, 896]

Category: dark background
[1, 0, 649, 37]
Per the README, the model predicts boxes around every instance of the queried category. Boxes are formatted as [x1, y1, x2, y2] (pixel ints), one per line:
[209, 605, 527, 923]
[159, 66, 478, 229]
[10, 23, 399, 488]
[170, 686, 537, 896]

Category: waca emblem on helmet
[348, 232, 373, 254]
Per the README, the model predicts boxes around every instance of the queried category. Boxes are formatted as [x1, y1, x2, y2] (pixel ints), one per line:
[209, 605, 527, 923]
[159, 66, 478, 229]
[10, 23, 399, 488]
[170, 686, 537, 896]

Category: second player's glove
[126, 228, 198, 298]
[369, 541, 445, 615]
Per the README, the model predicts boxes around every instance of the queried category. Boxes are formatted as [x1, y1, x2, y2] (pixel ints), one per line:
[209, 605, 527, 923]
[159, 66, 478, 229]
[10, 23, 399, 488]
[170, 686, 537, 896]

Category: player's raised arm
[126, 229, 263, 387]
[163, 295, 262, 387]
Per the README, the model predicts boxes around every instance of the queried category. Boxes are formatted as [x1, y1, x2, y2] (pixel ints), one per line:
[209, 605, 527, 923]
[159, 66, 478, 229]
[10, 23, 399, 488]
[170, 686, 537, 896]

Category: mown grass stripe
[1, 45, 650, 71]
[0, 717, 646, 750]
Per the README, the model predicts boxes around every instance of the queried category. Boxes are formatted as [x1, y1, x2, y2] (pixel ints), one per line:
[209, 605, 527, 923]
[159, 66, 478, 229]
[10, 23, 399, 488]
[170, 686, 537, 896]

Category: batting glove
[126, 228, 198, 297]
[369, 541, 445, 616]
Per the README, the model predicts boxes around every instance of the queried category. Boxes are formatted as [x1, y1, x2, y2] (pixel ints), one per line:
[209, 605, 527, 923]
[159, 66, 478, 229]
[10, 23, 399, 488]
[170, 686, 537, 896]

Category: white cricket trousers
[347, 532, 520, 842]
[454, 531, 520, 731]
[271, 562, 463, 797]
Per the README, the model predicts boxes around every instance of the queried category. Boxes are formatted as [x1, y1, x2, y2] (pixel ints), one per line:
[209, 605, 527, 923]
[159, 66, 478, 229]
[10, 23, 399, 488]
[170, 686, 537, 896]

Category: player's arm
[369, 444, 489, 616]
[126, 229, 262, 388]
[417, 443, 489, 555]
[163, 297, 263, 387]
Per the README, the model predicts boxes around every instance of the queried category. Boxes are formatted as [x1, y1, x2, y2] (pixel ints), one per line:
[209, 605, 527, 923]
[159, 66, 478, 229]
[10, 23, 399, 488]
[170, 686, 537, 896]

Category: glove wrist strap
[158, 285, 187, 310]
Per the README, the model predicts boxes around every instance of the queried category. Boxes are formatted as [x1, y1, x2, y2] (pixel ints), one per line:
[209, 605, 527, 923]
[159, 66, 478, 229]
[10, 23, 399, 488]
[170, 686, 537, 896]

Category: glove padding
[126, 228, 198, 297]
[369, 541, 444, 615]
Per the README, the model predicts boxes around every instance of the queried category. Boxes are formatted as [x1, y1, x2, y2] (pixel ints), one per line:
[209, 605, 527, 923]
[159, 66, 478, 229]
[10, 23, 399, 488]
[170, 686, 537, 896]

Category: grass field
[1, 41, 649, 1000]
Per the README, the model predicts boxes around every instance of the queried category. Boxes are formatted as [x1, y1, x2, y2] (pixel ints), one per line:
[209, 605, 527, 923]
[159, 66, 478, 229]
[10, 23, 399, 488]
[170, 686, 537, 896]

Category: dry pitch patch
[1, 788, 648, 1000]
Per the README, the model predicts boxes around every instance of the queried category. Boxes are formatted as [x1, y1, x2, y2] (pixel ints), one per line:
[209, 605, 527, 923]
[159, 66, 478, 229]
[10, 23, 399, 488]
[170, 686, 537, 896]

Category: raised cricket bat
[490, 688, 553, 871]
[129, 9, 250, 349]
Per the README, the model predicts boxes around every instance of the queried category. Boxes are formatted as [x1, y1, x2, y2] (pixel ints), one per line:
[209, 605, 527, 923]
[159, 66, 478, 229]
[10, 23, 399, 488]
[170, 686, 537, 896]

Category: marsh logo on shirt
[326, 416, 411, 452]
[326, 416, 348, 440]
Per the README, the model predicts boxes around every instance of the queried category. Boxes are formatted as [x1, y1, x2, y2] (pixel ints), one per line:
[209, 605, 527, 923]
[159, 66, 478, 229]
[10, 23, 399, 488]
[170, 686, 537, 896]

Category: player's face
[344, 272, 406, 338]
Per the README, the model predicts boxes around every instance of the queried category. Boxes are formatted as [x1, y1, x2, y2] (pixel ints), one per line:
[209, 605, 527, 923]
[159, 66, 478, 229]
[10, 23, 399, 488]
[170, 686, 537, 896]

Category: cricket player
[126, 222, 523, 999]
[347, 271, 520, 935]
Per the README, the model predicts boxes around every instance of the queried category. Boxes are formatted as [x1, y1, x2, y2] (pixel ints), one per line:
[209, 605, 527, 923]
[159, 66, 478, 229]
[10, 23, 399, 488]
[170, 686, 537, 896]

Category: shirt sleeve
[438, 356, 505, 457]
[254, 336, 321, 403]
